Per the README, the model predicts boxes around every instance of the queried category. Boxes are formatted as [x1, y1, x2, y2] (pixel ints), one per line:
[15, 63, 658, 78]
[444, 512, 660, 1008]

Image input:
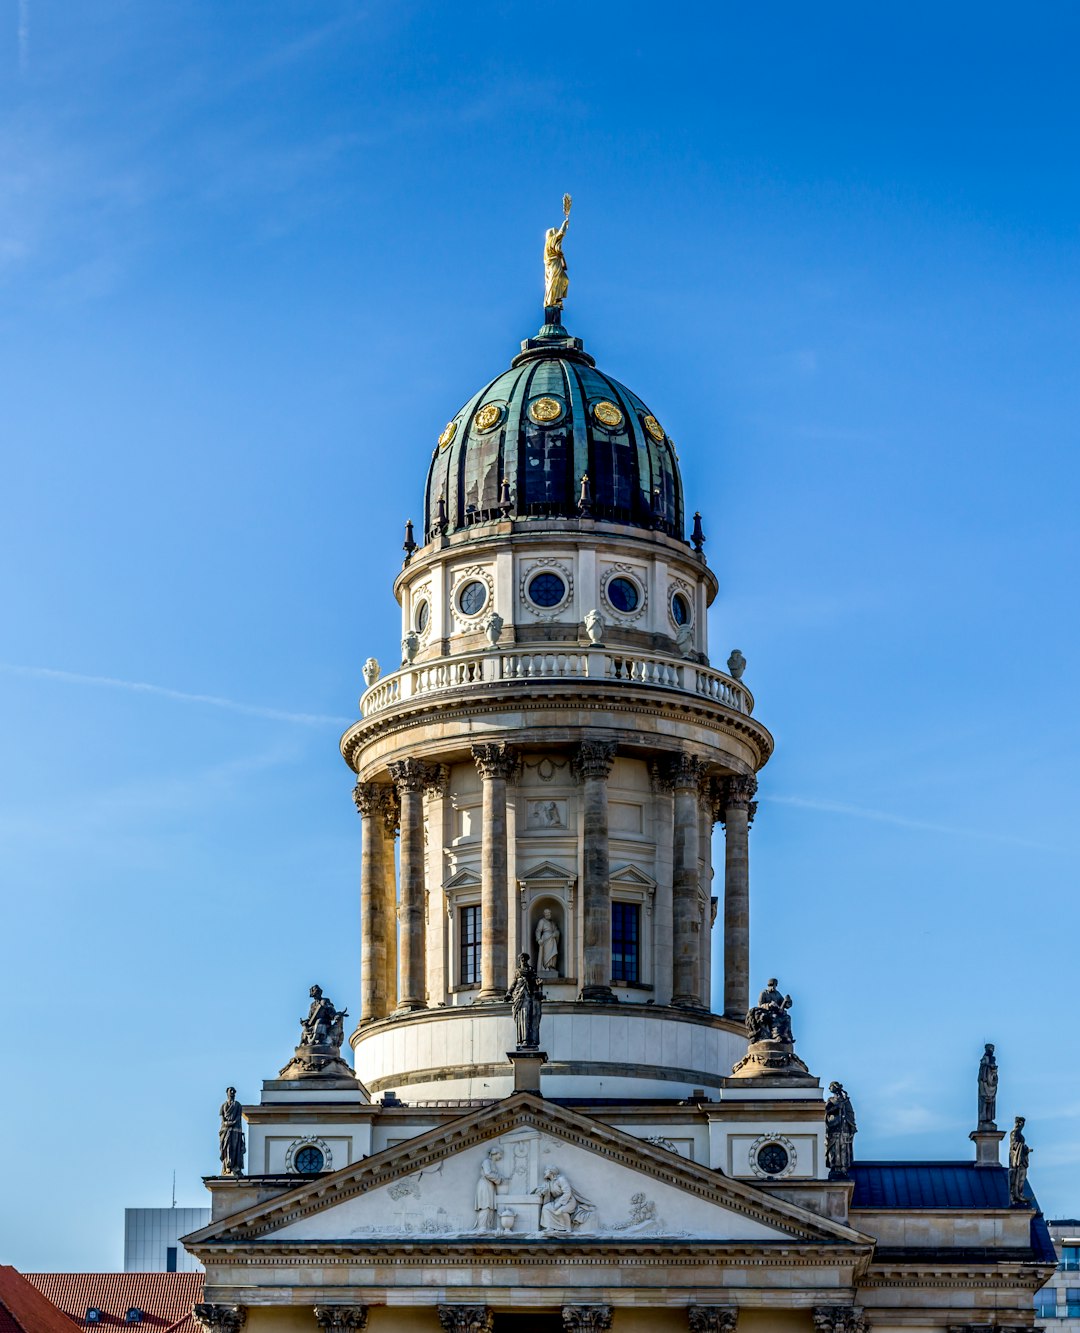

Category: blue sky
[1, 2, 1078, 1268]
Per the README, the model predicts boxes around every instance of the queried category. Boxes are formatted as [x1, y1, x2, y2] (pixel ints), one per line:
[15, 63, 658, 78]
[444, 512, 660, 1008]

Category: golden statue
[543, 193, 572, 311]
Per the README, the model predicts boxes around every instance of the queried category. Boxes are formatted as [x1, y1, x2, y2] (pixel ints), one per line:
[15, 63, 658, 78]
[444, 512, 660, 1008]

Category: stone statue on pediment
[825, 1081, 857, 1178]
[978, 1043, 998, 1129]
[279, 984, 356, 1081]
[1009, 1116, 1032, 1206]
[506, 954, 544, 1049]
[218, 1087, 245, 1176]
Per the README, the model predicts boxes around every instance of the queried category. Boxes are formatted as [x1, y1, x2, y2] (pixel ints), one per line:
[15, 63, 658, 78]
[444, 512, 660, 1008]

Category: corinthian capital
[812, 1308, 869, 1333]
[471, 743, 519, 781]
[314, 1310, 368, 1333]
[688, 1309, 738, 1333]
[574, 739, 617, 780]
[436, 1309, 494, 1333]
[194, 1308, 247, 1333]
[722, 773, 758, 810]
[352, 781, 383, 817]
[388, 757, 434, 793]
[561, 1309, 613, 1333]
[669, 752, 704, 790]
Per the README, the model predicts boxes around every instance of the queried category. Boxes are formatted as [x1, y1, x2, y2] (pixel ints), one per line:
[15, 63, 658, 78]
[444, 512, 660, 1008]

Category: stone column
[314, 1310, 368, 1333]
[380, 793, 399, 1010]
[671, 753, 704, 1007]
[687, 1309, 738, 1333]
[649, 761, 675, 1006]
[437, 1308, 494, 1333]
[352, 782, 390, 1022]
[471, 743, 518, 1001]
[193, 1309, 246, 1333]
[562, 1309, 613, 1333]
[389, 759, 430, 1012]
[721, 774, 757, 1019]
[577, 738, 618, 1003]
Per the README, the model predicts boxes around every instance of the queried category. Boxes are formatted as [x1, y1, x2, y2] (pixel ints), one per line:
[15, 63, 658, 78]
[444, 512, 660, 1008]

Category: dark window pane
[165, 1250, 177, 1273]
[611, 902, 640, 983]
[528, 572, 566, 608]
[607, 577, 639, 613]
[461, 905, 482, 985]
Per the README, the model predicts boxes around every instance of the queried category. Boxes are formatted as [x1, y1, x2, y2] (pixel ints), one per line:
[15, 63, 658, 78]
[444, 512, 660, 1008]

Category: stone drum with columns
[183, 214, 1056, 1333]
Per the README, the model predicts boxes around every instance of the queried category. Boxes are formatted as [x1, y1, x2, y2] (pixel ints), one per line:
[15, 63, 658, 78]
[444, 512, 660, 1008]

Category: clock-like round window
[527, 572, 566, 608]
[671, 592, 691, 627]
[458, 580, 488, 617]
[415, 599, 430, 633]
[294, 1145, 325, 1174]
[607, 576, 640, 614]
[756, 1142, 789, 1176]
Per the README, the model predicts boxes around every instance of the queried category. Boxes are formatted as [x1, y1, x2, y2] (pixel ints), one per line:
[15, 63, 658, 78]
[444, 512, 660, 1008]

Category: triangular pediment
[610, 863, 656, 889]
[517, 860, 576, 883]
[184, 1094, 868, 1253]
[442, 867, 482, 890]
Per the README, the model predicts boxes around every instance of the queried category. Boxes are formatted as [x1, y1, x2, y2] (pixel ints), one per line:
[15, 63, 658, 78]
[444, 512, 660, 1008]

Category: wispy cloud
[0, 662, 352, 727]
[765, 792, 1060, 852]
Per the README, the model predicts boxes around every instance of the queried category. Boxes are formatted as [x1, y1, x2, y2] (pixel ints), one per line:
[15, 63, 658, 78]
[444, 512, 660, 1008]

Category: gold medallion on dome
[643, 414, 665, 442]
[438, 420, 457, 449]
[529, 396, 563, 424]
[593, 400, 623, 428]
[474, 403, 502, 432]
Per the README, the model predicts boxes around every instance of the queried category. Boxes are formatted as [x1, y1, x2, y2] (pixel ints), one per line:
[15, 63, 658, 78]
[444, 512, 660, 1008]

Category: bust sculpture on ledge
[279, 984, 356, 1081]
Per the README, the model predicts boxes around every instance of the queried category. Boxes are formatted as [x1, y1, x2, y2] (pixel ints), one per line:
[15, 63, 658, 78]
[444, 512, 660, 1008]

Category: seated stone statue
[745, 978, 794, 1044]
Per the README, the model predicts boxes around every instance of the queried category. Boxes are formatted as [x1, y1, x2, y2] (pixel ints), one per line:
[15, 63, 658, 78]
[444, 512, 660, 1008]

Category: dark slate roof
[1031, 1211, 1059, 1265]
[851, 1161, 1011, 1208]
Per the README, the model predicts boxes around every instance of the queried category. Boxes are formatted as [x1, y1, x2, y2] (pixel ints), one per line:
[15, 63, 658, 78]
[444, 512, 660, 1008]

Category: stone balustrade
[359, 648, 753, 718]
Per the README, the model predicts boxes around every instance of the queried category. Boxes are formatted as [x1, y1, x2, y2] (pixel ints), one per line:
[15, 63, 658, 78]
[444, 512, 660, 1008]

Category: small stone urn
[584, 608, 605, 645]
[498, 1208, 516, 1233]
[484, 611, 504, 649]
[361, 657, 380, 688]
[401, 631, 420, 664]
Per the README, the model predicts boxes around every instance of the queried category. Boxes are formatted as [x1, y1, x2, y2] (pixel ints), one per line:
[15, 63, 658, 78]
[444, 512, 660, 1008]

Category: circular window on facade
[458, 579, 488, 617]
[527, 571, 567, 609]
[756, 1142, 789, 1176]
[294, 1145, 325, 1174]
[415, 599, 430, 633]
[606, 576, 640, 614]
[671, 591, 691, 627]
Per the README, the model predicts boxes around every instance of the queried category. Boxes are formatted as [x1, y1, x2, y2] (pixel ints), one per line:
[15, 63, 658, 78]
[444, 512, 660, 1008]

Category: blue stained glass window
[607, 576, 639, 613]
[611, 902, 640, 983]
[528, 572, 566, 607]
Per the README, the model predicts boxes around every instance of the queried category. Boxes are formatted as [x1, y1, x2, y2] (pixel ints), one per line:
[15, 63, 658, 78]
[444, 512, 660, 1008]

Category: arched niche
[517, 861, 576, 984]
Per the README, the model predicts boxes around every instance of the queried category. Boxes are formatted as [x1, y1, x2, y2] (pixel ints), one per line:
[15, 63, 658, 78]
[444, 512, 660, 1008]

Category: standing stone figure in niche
[535, 909, 560, 973]
[1009, 1116, 1032, 1206]
[300, 985, 348, 1051]
[473, 1147, 505, 1232]
[978, 1043, 999, 1128]
[506, 953, 544, 1049]
[745, 978, 794, 1045]
[218, 1087, 245, 1176]
[534, 1165, 595, 1232]
[824, 1081, 857, 1178]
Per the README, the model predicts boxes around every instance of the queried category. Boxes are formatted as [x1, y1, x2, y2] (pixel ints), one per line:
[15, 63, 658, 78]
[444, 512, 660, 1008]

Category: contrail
[17, 0, 28, 72]
[763, 792, 1056, 852]
[0, 662, 353, 728]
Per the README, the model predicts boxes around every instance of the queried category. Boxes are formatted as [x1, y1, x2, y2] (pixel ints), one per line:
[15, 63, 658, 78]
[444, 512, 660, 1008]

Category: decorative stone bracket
[313, 1309, 368, 1333]
[193, 1307, 246, 1333]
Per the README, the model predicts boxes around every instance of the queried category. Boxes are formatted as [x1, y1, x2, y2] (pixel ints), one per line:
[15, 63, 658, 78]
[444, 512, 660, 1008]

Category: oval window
[607, 576, 640, 613]
[458, 580, 488, 617]
[415, 599, 430, 633]
[756, 1142, 789, 1176]
[671, 592, 691, 626]
[528, 572, 566, 608]
[294, 1145, 325, 1174]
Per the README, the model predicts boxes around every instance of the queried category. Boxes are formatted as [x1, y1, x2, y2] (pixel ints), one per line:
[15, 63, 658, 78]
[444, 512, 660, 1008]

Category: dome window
[458, 580, 489, 618]
[294, 1144, 325, 1174]
[671, 592, 692, 627]
[527, 572, 567, 610]
[606, 576, 640, 614]
[415, 599, 430, 633]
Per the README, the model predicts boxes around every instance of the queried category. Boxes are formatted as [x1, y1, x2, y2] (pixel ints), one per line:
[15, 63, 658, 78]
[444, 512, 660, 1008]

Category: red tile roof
[0, 1268, 82, 1333]
[23, 1275, 203, 1333]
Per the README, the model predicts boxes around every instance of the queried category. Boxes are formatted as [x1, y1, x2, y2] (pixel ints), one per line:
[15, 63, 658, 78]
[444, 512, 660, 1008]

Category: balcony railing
[357, 647, 753, 719]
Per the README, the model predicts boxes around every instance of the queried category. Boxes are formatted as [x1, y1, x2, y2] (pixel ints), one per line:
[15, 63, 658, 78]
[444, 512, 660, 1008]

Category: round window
[458, 580, 488, 617]
[415, 599, 430, 633]
[294, 1145, 325, 1174]
[671, 592, 691, 627]
[756, 1142, 789, 1176]
[527, 572, 566, 608]
[607, 576, 640, 614]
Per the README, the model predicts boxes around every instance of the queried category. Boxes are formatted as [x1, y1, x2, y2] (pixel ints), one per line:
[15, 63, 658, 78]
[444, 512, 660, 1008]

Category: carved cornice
[812, 1308, 869, 1333]
[193, 1307, 246, 1333]
[388, 757, 435, 793]
[471, 742, 520, 781]
[437, 1308, 493, 1333]
[574, 739, 617, 780]
[313, 1309, 368, 1333]
[562, 1308, 613, 1333]
[688, 1309, 738, 1333]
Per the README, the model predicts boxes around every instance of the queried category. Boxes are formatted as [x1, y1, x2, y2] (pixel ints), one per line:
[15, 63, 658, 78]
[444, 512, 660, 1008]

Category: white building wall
[123, 1207, 210, 1271]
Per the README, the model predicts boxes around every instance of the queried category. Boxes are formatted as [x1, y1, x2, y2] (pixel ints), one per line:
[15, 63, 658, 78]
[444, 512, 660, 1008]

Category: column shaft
[381, 812, 398, 1010]
[472, 745, 517, 1000]
[722, 774, 757, 1019]
[578, 739, 617, 1003]
[389, 761, 428, 1012]
[671, 755, 703, 1007]
[353, 783, 388, 1022]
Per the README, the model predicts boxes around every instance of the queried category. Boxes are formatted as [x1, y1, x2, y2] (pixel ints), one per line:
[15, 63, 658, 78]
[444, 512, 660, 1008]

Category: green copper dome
[423, 319, 684, 542]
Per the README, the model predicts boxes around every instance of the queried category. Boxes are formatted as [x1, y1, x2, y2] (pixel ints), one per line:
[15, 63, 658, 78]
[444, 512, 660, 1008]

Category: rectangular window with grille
[1034, 1290, 1057, 1318]
[460, 905, 481, 985]
[611, 902, 640, 983]
[1064, 1245, 1080, 1271]
[1066, 1288, 1080, 1316]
